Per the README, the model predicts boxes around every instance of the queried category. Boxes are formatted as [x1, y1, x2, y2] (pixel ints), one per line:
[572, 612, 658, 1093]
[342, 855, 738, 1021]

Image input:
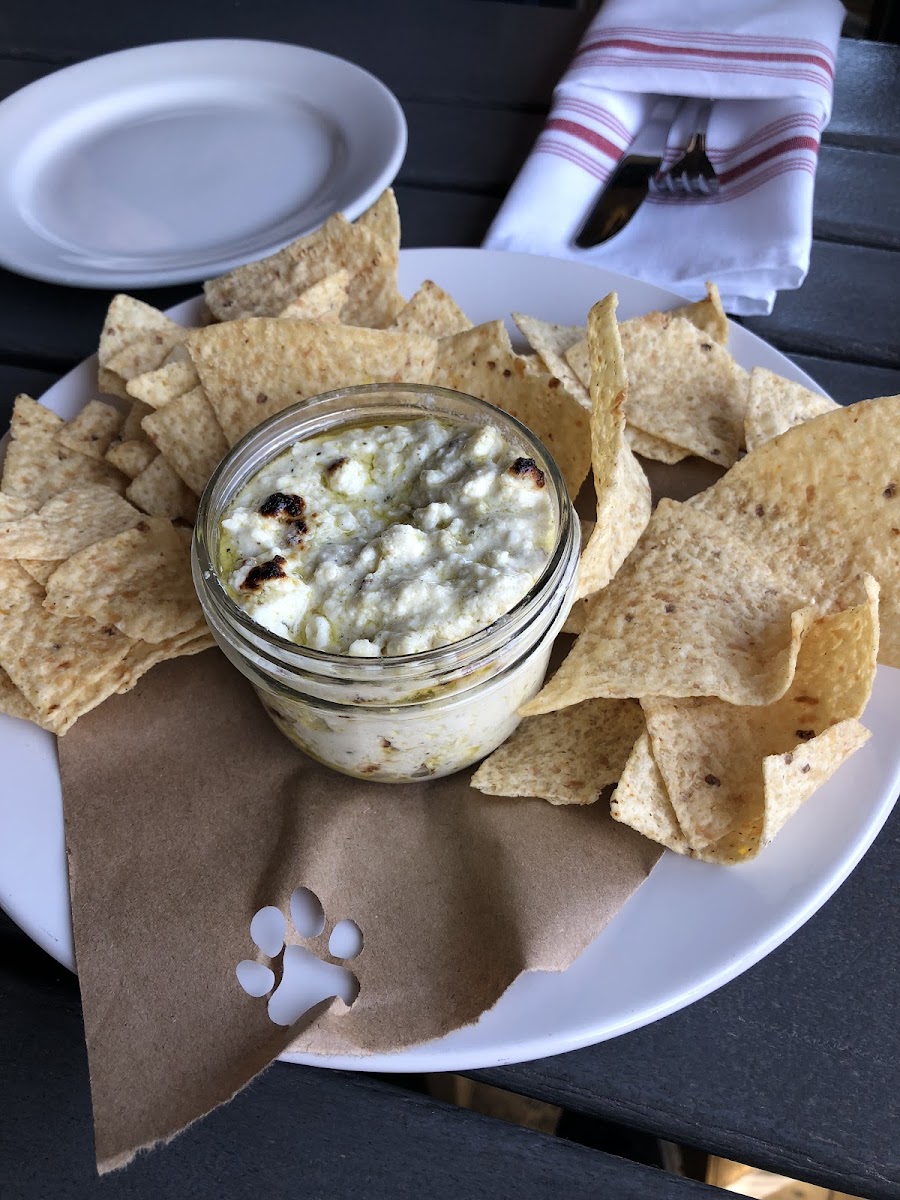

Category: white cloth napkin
[484, 0, 845, 315]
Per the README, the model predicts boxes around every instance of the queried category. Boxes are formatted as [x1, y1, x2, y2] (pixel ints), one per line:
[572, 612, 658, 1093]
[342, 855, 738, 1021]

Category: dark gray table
[1, 4, 899, 1198]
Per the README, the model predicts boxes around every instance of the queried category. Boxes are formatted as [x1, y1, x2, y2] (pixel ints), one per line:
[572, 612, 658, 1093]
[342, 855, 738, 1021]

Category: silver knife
[573, 101, 681, 249]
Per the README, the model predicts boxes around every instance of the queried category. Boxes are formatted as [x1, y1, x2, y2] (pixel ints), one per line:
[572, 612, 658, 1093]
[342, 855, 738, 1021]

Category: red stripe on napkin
[596, 25, 835, 61]
[705, 113, 821, 161]
[545, 118, 623, 160]
[574, 51, 827, 87]
[719, 134, 819, 184]
[579, 37, 834, 78]
[554, 96, 632, 144]
[538, 137, 615, 182]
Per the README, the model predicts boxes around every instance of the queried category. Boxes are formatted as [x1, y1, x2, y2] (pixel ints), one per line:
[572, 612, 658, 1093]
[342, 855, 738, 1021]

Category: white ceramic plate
[1, 248, 898, 1072]
[0, 40, 406, 287]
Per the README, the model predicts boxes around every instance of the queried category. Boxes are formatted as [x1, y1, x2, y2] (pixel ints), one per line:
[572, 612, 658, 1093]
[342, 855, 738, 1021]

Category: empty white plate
[0, 39, 407, 287]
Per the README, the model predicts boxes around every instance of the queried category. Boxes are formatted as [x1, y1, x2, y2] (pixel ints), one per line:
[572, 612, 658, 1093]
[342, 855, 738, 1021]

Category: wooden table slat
[743, 238, 900, 367]
[787, 352, 900, 401]
[827, 39, 900, 152]
[3, 10, 899, 157]
[0, 0, 586, 109]
[814, 146, 900, 250]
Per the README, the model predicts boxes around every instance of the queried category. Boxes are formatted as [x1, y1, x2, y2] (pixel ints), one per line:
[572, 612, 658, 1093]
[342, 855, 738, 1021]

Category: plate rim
[0, 37, 407, 287]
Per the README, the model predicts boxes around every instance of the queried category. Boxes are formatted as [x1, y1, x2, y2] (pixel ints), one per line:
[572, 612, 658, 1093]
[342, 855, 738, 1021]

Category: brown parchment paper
[58, 649, 661, 1173]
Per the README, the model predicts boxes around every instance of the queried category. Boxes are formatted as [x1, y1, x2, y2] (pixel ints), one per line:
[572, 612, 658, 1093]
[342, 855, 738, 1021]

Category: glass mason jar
[192, 383, 580, 783]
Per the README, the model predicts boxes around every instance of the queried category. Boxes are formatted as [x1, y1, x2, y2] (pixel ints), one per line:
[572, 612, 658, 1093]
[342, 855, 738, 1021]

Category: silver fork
[649, 100, 719, 198]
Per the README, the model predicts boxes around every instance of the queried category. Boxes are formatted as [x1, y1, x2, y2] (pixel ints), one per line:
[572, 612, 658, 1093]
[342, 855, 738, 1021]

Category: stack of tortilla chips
[0, 400, 214, 732]
[472, 296, 897, 863]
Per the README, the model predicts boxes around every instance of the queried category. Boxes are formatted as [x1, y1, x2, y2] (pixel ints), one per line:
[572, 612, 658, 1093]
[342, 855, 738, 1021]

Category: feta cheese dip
[219, 417, 555, 656]
[194, 384, 580, 782]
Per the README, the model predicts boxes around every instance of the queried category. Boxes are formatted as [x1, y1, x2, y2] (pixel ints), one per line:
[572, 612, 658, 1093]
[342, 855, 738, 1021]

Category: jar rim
[193, 382, 579, 681]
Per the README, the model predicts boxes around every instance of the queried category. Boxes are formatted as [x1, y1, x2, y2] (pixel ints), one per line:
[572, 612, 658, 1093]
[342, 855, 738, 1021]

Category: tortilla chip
[619, 720, 868, 864]
[97, 367, 129, 400]
[163, 343, 194, 365]
[354, 189, 400, 266]
[0, 485, 142, 560]
[562, 597, 590, 635]
[512, 313, 590, 407]
[99, 294, 176, 364]
[691, 393, 900, 667]
[610, 733, 691, 854]
[672, 282, 729, 346]
[0, 493, 34, 521]
[519, 353, 546, 377]
[625, 425, 690, 465]
[617, 315, 748, 466]
[98, 295, 190, 393]
[0, 560, 133, 731]
[642, 577, 879, 860]
[115, 629, 215, 695]
[573, 294, 651, 602]
[521, 499, 810, 715]
[278, 270, 351, 323]
[44, 517, 203, 644]
[343, 221, 406, 328]
[141, 387, 228, 496]
[566, 337, 607, 393]
[18, 559, 62, 587]
[393, 281, 473, 338]
[121, 400, 154, 443]
[562, 519, 596, 633]
[577, 517, 595, 553]
[188, 318, 437, 445]
[563, 284, 726, 389]
[566, 295, 741, 465]
[126, 455, 198, 523]
[203, 212, 404, 328]
[744, 368, 840, 452]
[1, 395, 126, 502]
[562, 336, 591, 393]
[351, 189, 403, 322]
[471, 697, 644, 805]
[431, 321, 591, 498]
[2, 393, 61, 453]
[662, 719, 869, 863]
[105, 439, 159, 480]
[548, 329, 689, 463]
[0, 664, 41, 724]
[125, 360, 201, 409]
[750, 720, 871, 854]
[57, 399, 124, 460]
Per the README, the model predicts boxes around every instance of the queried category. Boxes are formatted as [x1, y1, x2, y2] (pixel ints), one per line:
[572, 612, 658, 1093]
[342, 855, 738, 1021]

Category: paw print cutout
[236, 886, 362, 1027]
